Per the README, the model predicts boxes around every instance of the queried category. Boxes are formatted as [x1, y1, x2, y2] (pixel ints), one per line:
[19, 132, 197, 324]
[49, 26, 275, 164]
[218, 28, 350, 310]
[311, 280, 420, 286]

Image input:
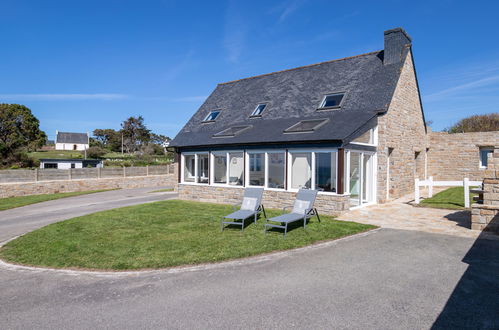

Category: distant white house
[40, 158, 103, 169]
[55, 131, 89, 151]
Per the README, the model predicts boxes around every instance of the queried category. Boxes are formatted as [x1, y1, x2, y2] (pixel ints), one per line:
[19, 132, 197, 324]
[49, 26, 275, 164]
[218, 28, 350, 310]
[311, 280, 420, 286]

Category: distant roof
[56, 132, 88, 144]
[171, 28, 413, 149]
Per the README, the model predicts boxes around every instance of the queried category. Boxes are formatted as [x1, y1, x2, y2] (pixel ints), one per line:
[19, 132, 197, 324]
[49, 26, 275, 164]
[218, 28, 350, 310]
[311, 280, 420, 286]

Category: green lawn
[0, 200, 375, 270]
[0, 189, 117, 211]
[149, 188, 175, 193]
[28, 150, 84, 160]
[419, 186, 477, 210]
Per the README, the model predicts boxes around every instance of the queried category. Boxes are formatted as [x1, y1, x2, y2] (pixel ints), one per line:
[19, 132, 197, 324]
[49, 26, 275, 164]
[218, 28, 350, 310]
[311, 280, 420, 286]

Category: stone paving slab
[339, 194, 499, 240]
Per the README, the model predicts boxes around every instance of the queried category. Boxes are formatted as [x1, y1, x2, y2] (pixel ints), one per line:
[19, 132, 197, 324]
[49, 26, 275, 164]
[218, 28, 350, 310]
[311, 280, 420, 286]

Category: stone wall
[428, 131, 499, 181]
[0, 164, 177, 198]
[377, 51, 428, 202]
[178, 184, 350, 216]
[471, 147, 499, 232]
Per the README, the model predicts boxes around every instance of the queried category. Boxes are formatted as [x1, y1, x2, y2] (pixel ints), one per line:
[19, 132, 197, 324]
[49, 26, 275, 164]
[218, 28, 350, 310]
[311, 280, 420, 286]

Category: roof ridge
[219, 50, 381, 85]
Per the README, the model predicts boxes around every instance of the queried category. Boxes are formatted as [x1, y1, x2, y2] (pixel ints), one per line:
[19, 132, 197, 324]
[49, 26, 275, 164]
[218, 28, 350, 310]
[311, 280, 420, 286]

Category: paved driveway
[0, 187, 177, 244]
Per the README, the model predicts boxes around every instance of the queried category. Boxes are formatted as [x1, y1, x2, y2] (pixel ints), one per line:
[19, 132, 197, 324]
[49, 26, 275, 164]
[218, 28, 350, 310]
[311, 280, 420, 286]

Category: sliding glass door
[347, 151, 374, 207]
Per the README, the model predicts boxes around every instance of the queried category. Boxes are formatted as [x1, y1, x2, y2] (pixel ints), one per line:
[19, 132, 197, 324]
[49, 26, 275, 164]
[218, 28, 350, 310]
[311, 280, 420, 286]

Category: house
[40, 158, 103, 169]
[170, 27, 499, 214]
[55, 131, 89, 151]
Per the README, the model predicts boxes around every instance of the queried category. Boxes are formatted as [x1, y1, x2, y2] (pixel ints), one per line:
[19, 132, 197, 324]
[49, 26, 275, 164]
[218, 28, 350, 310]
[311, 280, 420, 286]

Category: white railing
[414, 176, 482, 208]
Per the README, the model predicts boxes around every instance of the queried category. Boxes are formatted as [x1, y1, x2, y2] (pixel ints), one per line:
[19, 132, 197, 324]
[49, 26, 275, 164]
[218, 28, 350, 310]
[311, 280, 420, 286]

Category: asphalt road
[0, 189, 497, 329]
[0, 187, 177, 244]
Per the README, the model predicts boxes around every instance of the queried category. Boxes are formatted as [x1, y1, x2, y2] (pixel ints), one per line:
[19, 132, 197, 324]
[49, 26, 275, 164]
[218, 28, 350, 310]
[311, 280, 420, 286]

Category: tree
[0, 104, 46, 163]
[446, 113, 499, 133]
[92, 128, 122, 152]
[120, 116, 151, 153]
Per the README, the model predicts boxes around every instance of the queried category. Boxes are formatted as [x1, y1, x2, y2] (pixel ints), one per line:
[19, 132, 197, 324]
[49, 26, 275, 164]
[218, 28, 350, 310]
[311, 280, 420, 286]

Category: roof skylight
[318, 93, 345, 109]
[213, 125, 252, 138]
[250, 103, 267, 117]
[284, 119, 329, 133]
[203, 110, 221, 122]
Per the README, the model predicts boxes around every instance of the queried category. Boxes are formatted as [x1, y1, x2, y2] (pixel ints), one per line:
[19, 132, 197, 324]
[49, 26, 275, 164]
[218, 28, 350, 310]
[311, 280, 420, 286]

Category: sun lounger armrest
[232, 202, 242, 212]
[282, 205, 293, 214]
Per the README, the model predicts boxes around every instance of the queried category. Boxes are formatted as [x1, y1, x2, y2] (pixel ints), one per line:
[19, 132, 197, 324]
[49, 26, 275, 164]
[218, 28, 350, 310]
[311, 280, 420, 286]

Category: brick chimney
[384, 27, 412, 65]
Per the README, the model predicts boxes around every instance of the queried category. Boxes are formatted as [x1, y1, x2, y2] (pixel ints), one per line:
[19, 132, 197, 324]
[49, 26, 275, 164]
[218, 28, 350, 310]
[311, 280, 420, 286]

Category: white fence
[415, 177, 482, 208]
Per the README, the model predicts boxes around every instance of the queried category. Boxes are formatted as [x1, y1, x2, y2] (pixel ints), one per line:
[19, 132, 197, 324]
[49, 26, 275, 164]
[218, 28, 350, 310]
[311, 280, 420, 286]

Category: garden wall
[0, 165, 175, 183]
[0, 164, 177, 198]
[428, 131, 499, 181]
[178, 184, 350, 216]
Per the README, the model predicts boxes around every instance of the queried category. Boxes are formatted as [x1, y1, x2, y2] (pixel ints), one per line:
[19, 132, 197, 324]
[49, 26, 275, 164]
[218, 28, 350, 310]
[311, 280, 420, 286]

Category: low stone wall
[471, 178, 499, 232]
[178, 184, 350, 216]
[0, 174, 177, 198]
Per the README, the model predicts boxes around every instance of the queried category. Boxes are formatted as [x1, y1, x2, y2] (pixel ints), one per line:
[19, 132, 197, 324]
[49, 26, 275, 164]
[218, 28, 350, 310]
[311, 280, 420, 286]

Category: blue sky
[1, 0, 498, 141]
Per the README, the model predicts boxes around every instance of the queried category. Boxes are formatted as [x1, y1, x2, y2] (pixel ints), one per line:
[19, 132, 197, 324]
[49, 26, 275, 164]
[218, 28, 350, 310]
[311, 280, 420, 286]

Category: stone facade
[427, 131, 499, 181]
[471, 147, 499, 232]
[178, 184, 350, 216]
[377, 51, 428, 202]
[0, 171, 177, 198]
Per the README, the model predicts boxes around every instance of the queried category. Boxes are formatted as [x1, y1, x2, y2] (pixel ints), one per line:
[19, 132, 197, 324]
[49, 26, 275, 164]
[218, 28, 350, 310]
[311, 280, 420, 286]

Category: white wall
[55, 143, 88, 151]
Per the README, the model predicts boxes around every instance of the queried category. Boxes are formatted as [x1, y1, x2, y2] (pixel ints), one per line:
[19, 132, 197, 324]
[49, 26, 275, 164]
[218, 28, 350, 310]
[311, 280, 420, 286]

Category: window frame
[286, 148, 339, 194]
[250, 103, 267, 118]
[479, 146, 494, 169]
[208, 150, 245, 188]
[317, 92, 346, 111]
[202, 110, 222, 123]
[181, 148, 352, 197]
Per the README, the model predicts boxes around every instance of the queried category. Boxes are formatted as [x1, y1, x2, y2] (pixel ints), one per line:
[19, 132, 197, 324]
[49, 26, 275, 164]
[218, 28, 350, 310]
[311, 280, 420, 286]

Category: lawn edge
[0, 227, 380, 276]
[0, 188, 120, 211]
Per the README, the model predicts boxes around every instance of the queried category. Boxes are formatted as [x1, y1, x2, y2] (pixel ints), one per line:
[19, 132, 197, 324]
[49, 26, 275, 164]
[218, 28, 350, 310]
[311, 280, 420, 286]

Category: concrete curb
[0, 228, 381, 278]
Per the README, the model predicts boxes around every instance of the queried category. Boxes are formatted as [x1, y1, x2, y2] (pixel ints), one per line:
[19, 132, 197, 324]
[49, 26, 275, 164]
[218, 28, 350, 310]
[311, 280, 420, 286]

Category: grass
[149, 188, 175, 193]
[0, 200, 375, 270]
[28, 150, 84, 160]
[0, 189, 117, 211]
[419, 186, 477, 210]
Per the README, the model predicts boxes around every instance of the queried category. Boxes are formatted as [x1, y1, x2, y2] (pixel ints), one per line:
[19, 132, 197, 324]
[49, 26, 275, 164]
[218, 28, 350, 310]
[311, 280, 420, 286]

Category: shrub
[85, 146, 107, 159]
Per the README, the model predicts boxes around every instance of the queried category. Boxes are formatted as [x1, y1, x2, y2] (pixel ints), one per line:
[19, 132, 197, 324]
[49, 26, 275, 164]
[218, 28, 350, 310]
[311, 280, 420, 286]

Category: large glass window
[183, 154, 196, 183]
[315, 152, 337, 192]
[290, 153, 312, 189]
[267, 152, 285, 189]
[249, 153, 265, 186]
[213, 153, 227, 184]
[197, 154, 209, 184]
[228, 152, 244, 186]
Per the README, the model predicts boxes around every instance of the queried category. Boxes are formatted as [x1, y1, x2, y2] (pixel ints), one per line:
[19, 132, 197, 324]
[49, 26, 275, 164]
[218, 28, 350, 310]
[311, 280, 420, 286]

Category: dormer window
[318, 93, 345, 110]
[250, 104, 267, 117]
[203, 110, 221, 122]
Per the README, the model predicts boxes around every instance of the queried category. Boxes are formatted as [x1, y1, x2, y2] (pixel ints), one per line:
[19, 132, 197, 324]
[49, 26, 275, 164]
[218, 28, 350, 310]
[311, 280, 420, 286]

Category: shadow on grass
[432, 216, 499, 329]
[264, 219, 315, 236]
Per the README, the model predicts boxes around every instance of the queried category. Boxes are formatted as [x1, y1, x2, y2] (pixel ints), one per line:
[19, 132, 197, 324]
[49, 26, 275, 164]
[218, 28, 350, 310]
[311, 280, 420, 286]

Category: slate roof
[171, 29, 412, 149]
[56, 132, 89, 144]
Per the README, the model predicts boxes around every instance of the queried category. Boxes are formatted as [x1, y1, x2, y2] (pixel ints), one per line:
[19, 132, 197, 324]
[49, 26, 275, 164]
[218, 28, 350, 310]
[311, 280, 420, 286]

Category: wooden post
[68, 168, 72, 180]
[464, 178, 470, 208]
[415, 178, 420, 204]
[123, 166, 126, 178]
[428, 176, 433, 198]
[146, 165, 149, 176]
[98, 167, 101, 179]
[34, 168, 38, 182]
[337, 148, 345, 194]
